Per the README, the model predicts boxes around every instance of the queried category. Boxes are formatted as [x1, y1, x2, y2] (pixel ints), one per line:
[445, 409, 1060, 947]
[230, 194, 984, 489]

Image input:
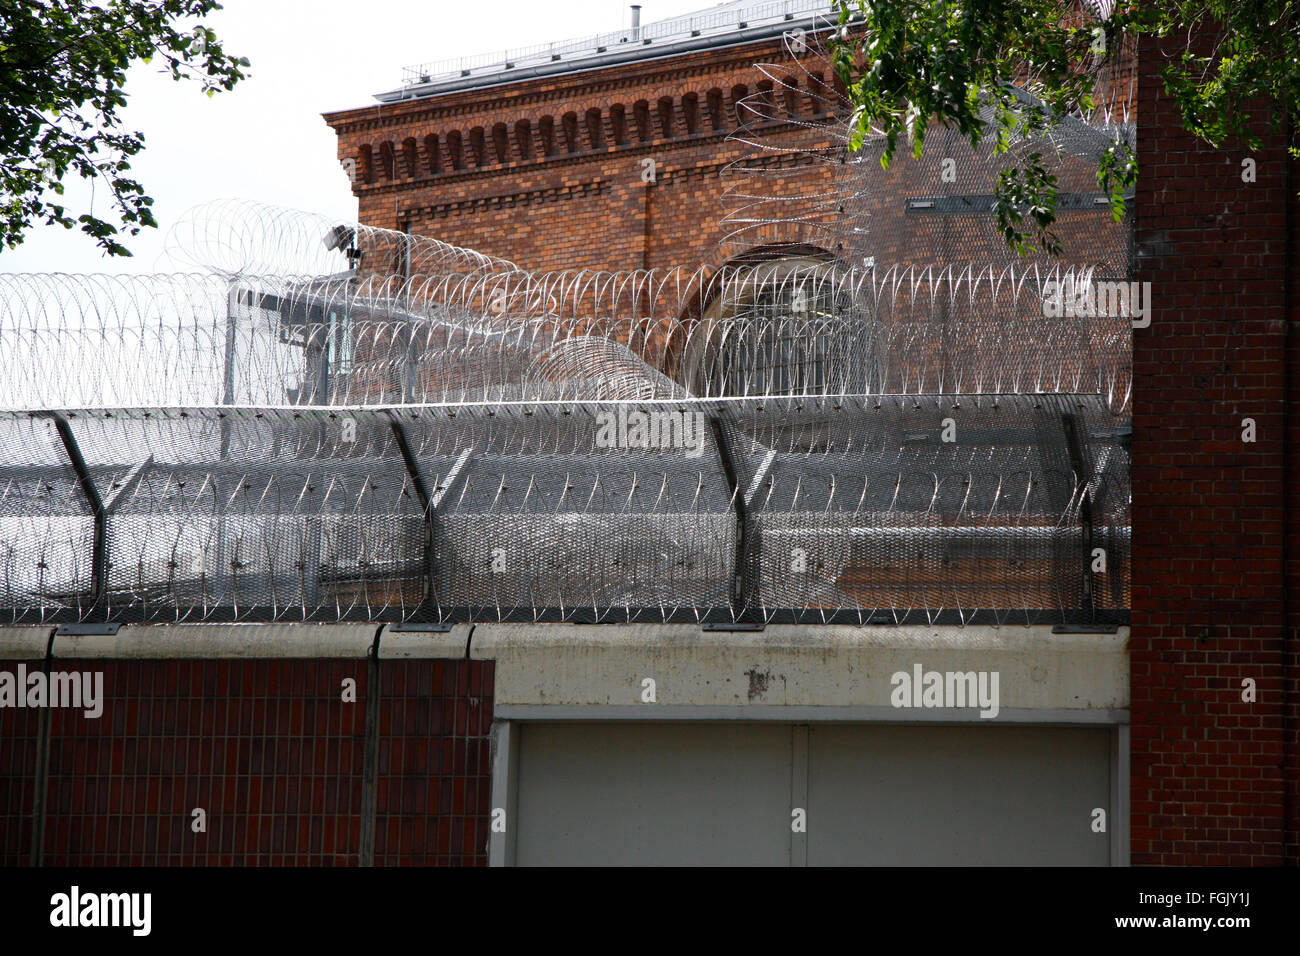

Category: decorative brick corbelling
[323, 37, 822, 134]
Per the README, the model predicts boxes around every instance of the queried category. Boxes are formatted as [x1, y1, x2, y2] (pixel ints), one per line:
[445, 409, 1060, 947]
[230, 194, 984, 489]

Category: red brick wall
[374, 659, 493, 866]
[324, 39, 844, 274]
[0, 656, 492, 866]
[324, 36, 1132, 278]
[1131, 29, 1299, 865]
[0, 657, 43, 866]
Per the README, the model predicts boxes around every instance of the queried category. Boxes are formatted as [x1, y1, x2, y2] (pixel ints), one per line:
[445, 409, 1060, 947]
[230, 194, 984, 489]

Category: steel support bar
[708, 414, 754, 624]
[45, 413, 107, 608]
[358, 625, 382, 867]
[1061, 412, 1096, 622]
[388, 415, 437, 616]
[102, 455, 153, 515]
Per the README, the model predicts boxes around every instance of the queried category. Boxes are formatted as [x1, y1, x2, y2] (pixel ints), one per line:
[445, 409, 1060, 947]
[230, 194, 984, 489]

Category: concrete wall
[474, 622, 1128, 721]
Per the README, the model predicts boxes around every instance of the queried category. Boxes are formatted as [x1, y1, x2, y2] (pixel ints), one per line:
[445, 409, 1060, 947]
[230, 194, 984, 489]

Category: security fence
[0, 396, 1127, 627]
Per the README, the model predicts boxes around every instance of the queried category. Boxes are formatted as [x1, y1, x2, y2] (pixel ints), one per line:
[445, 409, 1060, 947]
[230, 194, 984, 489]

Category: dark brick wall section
[0, 660, 43, 866]
[1132, 27, 1299, 865]
[0, 657, 491, 867]
[41, 660, 366, 866]
[374, 659, 493, 866]
[1289, 123, 1300, 867]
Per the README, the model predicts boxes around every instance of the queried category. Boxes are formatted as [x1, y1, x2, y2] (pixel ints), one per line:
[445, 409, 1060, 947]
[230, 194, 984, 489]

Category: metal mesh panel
[0, 399, 1127, 626]
[0, 417, 96, 617]
[733, 396, 1076, 623]
[41, 660, 367, 866]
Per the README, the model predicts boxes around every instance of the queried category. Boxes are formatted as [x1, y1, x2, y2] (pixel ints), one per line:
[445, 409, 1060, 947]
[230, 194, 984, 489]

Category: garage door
[512, 722, 1113, 866]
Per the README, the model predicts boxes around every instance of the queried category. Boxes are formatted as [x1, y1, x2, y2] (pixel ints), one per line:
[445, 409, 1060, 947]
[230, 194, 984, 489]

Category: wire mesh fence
[0, 397, 1127, 627]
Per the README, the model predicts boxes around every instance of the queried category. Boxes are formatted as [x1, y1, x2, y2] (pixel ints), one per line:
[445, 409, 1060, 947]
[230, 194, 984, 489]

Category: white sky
[0, 0, 718, 275]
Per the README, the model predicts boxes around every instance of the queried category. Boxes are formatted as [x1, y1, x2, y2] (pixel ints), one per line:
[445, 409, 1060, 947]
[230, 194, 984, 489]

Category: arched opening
[656, 96, 675, 138]
[706, 88, 726, 132]
[401, 137, 418, 179]
[782, 80, 802, 118]
[468, 126, 487, 167]
[537, 116, 556, 157]
[492, 122, 511, 164]
[561, 112, 579, 153]
[684, 245, 883, 398]
[609, 104, 628, 146]
[514, 119, 534, 161]
[729, 85, 748, 126]
[423, 134, 441, 175]
[681, 92, 700, 135]
[633, 100, 651, 143]
[584, 108, 605, 149]
[446, 130, 464, 170]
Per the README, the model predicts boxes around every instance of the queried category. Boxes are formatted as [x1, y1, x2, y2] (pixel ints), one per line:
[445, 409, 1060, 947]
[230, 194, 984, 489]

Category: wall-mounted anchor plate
[54, 623, 121, 636]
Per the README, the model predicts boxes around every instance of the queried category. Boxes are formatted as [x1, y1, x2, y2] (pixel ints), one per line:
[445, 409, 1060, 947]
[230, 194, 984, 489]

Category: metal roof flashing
[375, 0, 834, 103]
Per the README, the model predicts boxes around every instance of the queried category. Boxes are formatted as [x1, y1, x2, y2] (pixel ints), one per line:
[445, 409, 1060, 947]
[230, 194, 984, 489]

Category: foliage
[0, 0, 248, 256]
[830, 1, 1299, 256]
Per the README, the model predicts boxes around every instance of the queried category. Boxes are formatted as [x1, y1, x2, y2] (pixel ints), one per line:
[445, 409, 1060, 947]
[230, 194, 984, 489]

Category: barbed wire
[0, 260, 1131, 411]
[0, 397, 1128, 626]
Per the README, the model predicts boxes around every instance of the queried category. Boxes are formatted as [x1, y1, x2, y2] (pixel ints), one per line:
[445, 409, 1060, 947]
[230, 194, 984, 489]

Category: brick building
[323, 3, 843, 275]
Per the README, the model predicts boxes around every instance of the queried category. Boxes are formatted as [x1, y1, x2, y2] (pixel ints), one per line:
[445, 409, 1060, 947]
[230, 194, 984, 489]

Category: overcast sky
[1, 0, 719, 275]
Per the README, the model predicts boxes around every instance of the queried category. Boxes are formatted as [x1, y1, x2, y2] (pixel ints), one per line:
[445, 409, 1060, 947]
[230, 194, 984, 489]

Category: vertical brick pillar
[1132, 28, 1298, 865]
[1288, 115, 1300, 866]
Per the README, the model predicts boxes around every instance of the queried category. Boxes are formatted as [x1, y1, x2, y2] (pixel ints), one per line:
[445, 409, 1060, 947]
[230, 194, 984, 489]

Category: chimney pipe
[631, 5, 642, 41]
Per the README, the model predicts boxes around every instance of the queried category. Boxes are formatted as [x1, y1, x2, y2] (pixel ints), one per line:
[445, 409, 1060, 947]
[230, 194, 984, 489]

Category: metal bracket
[1052, 624, 1118, 635]
[387, 622, 454, 633]
[54, 623, 121, 636]
[103, 455, 154, 514]
[905, 192, 1126, 215]
[702, 622, 765, 632]
[708, 415, 754, 623]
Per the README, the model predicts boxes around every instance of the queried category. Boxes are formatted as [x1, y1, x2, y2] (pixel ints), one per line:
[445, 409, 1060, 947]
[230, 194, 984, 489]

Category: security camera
[323, 224, 356, 251]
